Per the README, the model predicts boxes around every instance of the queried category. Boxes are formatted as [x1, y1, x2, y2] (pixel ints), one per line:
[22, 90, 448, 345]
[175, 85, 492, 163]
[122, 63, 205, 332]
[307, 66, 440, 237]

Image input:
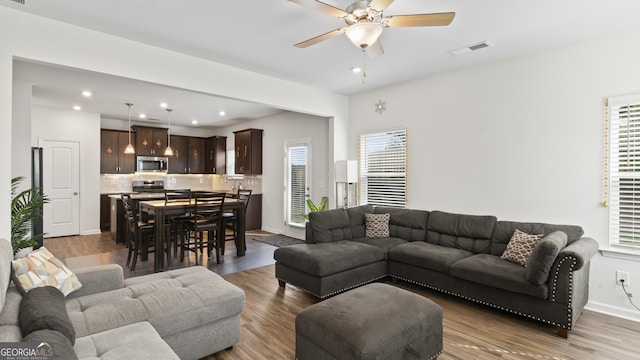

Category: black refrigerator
[31, 147, 44, 249]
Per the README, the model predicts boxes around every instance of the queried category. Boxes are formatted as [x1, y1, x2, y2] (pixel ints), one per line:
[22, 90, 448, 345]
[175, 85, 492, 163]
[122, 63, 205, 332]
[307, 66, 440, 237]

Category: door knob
[74, 192, 78, 195]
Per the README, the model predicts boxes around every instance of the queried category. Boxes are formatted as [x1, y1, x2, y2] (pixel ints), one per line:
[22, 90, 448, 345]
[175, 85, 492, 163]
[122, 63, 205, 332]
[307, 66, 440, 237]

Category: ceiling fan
[290, 0, 455, 57]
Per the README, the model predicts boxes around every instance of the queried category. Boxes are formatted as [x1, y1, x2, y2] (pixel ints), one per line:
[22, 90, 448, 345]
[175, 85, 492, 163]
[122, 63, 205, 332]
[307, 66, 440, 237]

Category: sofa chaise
[274, 205, 598, 337]
[0, 240, 245, 359]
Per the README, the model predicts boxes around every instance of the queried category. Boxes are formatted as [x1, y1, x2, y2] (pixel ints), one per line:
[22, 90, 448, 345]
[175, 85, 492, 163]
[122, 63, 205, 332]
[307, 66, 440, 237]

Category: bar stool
[122, 194, 155, 272]
[221, 189, 252, 255]
[182, 192, 226, 264]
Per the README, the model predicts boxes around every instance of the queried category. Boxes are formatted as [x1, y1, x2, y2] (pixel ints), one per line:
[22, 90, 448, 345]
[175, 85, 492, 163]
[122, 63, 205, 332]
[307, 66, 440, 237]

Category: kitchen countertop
[108, 191, 261, 200]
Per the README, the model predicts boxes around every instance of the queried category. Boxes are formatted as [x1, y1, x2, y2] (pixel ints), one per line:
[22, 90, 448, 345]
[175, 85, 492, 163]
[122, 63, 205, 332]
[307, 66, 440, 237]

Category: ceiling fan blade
[294, 28, 346, 48]
[366, 40, 384, 57]
[369, 0, 395, 11]
[288, 0, 347, 18]
[385, 12, 455, 27]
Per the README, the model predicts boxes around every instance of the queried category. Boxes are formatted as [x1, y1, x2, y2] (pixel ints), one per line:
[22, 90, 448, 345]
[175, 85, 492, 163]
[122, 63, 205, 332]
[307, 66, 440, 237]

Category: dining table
[138, 197, 246, 272]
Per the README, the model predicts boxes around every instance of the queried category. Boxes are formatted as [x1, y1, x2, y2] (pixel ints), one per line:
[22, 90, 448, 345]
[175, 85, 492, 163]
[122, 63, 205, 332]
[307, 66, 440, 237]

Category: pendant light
[164, 108, 174, 156]
[124, 103, 135, 154]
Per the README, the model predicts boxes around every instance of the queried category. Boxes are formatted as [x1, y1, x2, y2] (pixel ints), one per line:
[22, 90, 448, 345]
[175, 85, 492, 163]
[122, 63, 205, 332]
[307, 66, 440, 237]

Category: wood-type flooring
[44, 233, 640, 360]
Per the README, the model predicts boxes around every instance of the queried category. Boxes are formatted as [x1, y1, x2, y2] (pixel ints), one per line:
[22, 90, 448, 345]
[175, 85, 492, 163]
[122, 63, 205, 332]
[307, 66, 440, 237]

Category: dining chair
[221, 189, 252, 255]
[182, 192, 226, 264]
[164, 189, 192, 258]
[122, 193, 156, 272]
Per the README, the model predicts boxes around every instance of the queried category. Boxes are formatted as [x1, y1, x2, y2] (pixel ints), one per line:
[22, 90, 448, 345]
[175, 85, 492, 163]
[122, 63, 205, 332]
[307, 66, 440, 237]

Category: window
[286, 142, 310, 227]
[609, 94, 640, 248]
[359, 128, 407, 208]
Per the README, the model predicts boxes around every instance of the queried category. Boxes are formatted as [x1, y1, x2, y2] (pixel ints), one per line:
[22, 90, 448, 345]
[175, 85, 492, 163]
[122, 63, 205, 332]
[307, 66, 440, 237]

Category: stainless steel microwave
[137, 156, 168, 173]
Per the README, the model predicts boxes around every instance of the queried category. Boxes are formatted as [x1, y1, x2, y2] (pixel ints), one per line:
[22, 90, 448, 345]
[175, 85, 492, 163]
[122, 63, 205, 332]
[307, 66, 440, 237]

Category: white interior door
[284, 139, 311, 239]
[41, 139, 80, 237]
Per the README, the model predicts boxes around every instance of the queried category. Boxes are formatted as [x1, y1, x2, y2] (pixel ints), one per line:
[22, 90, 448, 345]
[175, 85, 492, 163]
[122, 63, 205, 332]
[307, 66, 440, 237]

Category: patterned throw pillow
[365, 213, 390, 238]
[500, 229, 543, 267]
[11, 247, 82, 296]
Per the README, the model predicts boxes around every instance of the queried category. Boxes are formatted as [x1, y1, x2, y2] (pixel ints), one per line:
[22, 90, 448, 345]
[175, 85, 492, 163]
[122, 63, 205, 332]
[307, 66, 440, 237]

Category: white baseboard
[260, 226, 282, 235]
[82, 229, 102, 236]
[585, 301, 640, 322]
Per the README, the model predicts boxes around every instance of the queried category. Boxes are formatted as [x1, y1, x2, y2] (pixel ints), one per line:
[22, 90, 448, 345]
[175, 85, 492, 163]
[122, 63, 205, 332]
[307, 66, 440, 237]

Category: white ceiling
[6, 0, 640, 128]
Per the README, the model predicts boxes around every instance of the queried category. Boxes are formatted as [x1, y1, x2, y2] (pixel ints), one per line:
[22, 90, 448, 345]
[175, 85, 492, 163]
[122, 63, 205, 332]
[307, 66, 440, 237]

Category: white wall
[31, 106, 102, 235]
[349, 28, 640, 321]
[216, 111, 329, 238]
[0, 6, 349, 240]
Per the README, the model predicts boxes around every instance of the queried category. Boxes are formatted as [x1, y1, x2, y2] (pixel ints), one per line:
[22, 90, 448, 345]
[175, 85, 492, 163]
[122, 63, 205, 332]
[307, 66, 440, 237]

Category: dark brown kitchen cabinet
[167, 136, 205, 174]
[100, 194, 111, 231]
[187, 137, 205, 173]
[205, 136, 226, 174]
[133, 125, 168, 156]
[168, 135, 188, 173]
[100, 129, 135, 173]
[234, 129, 263, 174]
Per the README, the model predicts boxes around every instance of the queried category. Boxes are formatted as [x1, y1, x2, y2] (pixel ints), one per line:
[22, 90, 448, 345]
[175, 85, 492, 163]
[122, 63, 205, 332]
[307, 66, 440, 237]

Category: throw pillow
[526, 231, 568, 285]
[19, 286, 76, 345]
[500, 229, 543, 266]
[11, 247, 82, 296]
[365, 213, 390, 238]
[23, 329, 79, 360]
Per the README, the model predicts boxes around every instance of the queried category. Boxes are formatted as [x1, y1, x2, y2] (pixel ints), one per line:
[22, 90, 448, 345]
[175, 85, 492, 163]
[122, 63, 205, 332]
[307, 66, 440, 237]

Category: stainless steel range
[132, 180, 165, 193]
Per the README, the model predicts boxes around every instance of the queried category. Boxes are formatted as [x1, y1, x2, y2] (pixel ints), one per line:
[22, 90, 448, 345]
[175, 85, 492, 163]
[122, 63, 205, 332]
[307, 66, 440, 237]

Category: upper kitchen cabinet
[168, 135, 188, 174]
[234, 129, 263, 174]
[133, 125, 168, 156]
[188, 137, 205, 174]
[168, 135, 205, 174]
[205, 136, 226, 174]
[100, 129, 135, 174]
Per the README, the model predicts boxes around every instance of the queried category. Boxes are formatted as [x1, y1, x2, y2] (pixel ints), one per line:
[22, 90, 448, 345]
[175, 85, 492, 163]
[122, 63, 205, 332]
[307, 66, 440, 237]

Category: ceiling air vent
[5, 0, 28, 5]
[448, 41, 492, 56]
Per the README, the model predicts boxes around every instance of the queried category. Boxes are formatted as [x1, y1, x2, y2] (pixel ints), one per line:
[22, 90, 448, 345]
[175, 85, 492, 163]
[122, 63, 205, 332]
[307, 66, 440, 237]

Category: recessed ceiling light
[192, 120, 198, 125]
[139, 113, 146, 119]
[73, 105, 81, 111]
[160, 102, 168, 108]
[82, 90, 92, 97]
[352, 67, 362, 73]
[219, 111, 226, 116]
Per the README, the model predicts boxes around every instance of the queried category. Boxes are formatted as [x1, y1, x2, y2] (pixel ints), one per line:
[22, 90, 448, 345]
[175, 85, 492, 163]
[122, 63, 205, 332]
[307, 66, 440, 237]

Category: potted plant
[11, 176, 49, 257]
[301, 196, 329, 220]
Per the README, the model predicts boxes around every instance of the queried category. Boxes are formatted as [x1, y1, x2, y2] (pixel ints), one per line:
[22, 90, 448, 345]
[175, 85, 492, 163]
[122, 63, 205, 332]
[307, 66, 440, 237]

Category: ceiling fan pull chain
[362, 49, 367, 84]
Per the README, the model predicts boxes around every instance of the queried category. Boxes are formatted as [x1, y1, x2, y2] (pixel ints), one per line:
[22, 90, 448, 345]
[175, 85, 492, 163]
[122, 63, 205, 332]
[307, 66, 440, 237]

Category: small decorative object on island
[11, 176, 49, 257]
[301, 196, 329, 220]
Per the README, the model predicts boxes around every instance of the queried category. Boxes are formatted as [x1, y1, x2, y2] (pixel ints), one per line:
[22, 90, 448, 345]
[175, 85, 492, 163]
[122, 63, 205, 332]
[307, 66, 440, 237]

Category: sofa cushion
[23, 329, 78, 360]
[347, 205, 375, 238]
[351, 237, 408, 254]
[450, 254, 548, 299]
[500, 229, 543, 266]
[74, 321, 179, 360]
[19, 286, 75, 344]
[65, 266, 245, 339]
[365, 213, 390, 238]
[388, 242, 473, 275]
[526, 231, 568, 285]
[374, 207, 429, 241]
[309, 209, 352, 243]
[11, 247, 82, 296]
[273, 241, 385, 276]
[491, 221, 584, 256]
[426, 211, 496, 254]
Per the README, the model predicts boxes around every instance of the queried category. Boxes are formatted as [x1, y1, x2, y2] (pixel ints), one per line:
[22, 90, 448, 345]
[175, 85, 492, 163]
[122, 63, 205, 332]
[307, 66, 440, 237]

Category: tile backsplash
[101, 173, 262, 194]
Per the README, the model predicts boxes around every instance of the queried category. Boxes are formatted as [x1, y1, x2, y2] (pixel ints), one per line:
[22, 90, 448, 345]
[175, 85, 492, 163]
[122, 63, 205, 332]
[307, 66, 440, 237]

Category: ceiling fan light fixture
[345, 22, 382, 49]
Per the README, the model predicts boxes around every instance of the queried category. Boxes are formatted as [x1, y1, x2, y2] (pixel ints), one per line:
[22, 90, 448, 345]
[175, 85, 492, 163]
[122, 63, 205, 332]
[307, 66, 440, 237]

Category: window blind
[359, 128, 407, 208]
[289, 145, 308, 225]
[609, 94, 640, 247]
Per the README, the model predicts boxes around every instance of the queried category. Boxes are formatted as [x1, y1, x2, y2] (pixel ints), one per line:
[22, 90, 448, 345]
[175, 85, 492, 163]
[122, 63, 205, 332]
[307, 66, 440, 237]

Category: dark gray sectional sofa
[274, 205, 598, 337]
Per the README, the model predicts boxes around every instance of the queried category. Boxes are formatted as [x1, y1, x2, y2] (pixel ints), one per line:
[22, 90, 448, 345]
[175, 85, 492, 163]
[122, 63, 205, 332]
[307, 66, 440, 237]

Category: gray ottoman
[296, 283, 443, 360]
